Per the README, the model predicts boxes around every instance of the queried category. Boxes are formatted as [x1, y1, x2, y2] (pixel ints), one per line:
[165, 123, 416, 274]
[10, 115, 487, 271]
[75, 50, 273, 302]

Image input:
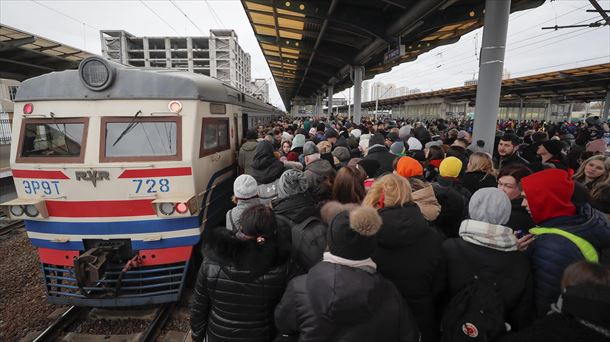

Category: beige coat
[412, 183, 441, 222]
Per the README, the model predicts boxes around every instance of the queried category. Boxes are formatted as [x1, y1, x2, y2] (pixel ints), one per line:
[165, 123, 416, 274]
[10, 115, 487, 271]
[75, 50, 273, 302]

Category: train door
[242, 113, 249, 135]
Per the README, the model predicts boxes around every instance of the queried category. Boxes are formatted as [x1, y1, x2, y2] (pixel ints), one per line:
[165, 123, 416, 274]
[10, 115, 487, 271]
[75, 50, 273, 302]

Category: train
[1, 56, 282, 306]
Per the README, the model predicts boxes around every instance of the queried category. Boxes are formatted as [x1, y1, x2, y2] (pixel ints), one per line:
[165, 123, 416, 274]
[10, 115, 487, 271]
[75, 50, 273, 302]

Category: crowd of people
[190, 115, 610, 342]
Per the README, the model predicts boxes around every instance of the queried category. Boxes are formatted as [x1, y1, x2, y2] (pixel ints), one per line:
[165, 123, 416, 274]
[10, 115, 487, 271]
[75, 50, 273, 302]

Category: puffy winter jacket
[443, 238, 535, 331]
[239, 140, 258, 175]
[505, 198, 535, 232]
[460, 171, 497, 195]
[411, 183, 442, 222]
[373, 203, 446, 342]
[274, 261, 420, 342]
[190, 227, 288, 342]
[528, 203, 610, 315]
[362, 145, 397, 177]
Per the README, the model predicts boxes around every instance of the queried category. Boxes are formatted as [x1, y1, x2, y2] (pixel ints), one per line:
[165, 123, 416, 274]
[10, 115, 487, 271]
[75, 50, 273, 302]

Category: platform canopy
[0, 25, 92, 81]
[241, 0, 546, 109]
[350, 63, 610, 109]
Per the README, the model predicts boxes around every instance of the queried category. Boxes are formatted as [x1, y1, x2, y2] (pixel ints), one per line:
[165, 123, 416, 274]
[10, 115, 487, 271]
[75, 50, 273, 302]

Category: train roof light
[175, 203, 188, 214]
[168, 100, 183, 113]
[79, 57, 115, 91]
[23, 103, 33, 115]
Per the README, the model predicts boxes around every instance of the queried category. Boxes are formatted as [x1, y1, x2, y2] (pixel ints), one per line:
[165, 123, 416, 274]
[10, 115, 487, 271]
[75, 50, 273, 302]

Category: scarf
[459, 219, 519, 252]
[322, 252, 377, 274]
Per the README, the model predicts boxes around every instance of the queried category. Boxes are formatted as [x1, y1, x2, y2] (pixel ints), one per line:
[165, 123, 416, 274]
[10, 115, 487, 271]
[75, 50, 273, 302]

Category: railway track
[32, 303, 176, 342]
[0, 217, 24, 236]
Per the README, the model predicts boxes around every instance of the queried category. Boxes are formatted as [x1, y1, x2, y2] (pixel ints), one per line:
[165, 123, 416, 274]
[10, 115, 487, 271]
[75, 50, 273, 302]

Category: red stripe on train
[38, 246, 192, 267]
[46, 199, 155, 217]
[118, 167, 192, 178]
[139, 246, 192, 266]
[38, 248, 79, 266]
[12, 170, 70, 179]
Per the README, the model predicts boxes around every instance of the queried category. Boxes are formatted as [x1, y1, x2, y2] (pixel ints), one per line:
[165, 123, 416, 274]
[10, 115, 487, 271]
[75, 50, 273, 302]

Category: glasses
[497, 181, 517, 190]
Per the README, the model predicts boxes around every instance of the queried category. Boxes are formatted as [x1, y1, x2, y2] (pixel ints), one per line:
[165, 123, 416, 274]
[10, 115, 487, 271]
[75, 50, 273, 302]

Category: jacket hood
[412, 183, 441, 221]
[250, 141, 285, 184]
[240, 140, 258, 152]
[306, 158, 335, 177]
[306, 262, 383, 324]
[272, 192, 318, 222]
[377, 203, 429, 248]
[542, 203, 610, 249]
[521, 169, 576, 224]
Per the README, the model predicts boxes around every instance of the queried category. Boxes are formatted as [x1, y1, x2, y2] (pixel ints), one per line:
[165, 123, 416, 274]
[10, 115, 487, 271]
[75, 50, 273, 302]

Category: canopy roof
[0, 25, 92, 81]
[241, 0, 545, 108]
[341, 63, 610, 109]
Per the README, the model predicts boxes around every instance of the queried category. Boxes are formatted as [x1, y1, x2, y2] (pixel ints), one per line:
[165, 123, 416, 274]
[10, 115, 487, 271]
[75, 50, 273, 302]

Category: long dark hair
[332, 166, 366, 204]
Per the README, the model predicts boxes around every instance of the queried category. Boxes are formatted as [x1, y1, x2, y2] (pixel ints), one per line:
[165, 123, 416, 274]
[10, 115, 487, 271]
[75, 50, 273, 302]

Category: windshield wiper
[112, 110, 142, 147]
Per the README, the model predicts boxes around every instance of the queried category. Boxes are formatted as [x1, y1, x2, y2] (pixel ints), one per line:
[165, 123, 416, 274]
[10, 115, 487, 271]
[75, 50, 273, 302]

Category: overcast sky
[1, 0, 609, 110]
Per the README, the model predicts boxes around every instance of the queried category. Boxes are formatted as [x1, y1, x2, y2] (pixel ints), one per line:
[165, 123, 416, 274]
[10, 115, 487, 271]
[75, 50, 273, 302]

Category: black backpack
[441, 272, 506, 341]
[276, 215, 327, 276]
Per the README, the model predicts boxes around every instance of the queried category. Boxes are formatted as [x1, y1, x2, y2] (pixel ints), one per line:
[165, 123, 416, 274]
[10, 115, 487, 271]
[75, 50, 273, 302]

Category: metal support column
[603, 89, 610, 122]
[472, 0, 511, 154]
[327, 86, 334, 117]
[353, 66, 363, 124]
[518, 97, 524, 122]
[315, 95, 322, 116]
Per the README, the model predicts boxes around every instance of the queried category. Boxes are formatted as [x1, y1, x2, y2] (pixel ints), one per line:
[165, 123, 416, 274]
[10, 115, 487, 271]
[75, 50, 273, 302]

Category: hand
[516, 233, 536, 251]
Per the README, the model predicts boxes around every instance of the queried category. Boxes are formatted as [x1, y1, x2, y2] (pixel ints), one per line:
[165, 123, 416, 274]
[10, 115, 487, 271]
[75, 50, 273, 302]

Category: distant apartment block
[249, 78, 270, 102]
[100, 29, 252, 93]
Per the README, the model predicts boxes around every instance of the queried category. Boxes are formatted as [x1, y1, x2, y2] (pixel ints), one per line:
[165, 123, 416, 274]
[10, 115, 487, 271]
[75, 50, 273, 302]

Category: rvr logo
[75, 171, 110, 187]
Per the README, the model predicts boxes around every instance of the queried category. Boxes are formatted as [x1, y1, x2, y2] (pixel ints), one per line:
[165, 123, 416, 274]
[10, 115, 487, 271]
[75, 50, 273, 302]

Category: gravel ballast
[0, 230, 65, 341]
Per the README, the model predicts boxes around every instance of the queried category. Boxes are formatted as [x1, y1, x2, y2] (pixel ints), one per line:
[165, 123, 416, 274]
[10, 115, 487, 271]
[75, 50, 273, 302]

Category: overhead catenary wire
[169, 0, 207, 36]
[139, 1, 181, 35]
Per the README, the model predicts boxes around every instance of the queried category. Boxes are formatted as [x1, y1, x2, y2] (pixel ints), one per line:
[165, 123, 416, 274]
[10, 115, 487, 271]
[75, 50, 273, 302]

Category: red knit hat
[396, 156, 423, 178]
[521, 169, 576, 224]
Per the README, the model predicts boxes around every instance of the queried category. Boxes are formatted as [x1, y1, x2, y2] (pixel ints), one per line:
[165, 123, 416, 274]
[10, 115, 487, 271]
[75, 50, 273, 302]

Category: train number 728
[132, 178, 171, 193]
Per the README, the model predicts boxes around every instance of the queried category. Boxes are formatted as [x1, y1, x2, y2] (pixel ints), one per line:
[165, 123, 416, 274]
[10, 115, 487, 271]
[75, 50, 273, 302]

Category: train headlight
[175, 203, 189, 214]
[159, 203, 175, 216]
[79, 57, 115, 91]
[10, 205, 24, 217]
[168, 100, 182, 113]
[23, 103, 34, 115]
[24, 205, 39, 217]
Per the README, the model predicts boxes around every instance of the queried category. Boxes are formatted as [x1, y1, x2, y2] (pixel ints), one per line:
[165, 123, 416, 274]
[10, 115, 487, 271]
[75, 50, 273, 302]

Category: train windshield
[18, 118, 87, 162]
[102, 117, 180, 161]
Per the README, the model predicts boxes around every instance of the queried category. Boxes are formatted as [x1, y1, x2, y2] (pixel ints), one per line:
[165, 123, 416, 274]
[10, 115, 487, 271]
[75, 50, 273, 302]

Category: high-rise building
[249, 78, 270, 102]
[100, 29, 252, 93]
[362, 81, 370, 102]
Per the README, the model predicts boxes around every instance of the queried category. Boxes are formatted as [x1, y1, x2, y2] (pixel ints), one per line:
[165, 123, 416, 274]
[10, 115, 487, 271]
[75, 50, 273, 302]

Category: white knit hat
[233, 174, 258, 200]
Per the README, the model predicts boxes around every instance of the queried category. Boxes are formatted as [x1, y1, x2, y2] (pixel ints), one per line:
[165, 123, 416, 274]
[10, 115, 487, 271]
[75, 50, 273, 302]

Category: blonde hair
[574, 155, 610, 185]
[363, 174, 412, 209]
[467, 152, 497, 177]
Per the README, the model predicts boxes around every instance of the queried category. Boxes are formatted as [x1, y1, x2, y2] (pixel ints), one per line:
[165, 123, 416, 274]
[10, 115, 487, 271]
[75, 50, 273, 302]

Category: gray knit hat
[277, 169, 309, 199]
[303, 141, 319, 156]
[332, 146, 350, 162]
[390, 141, 405, 155]
[469, 188, 511, 225]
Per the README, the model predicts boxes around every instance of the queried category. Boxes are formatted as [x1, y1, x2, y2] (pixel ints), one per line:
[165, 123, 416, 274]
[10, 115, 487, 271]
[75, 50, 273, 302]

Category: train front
[1, 58, 203, 307]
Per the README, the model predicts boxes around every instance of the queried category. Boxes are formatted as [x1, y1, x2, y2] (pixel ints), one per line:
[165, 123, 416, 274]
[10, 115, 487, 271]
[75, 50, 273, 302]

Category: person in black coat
[362, 133, 397, 176]
[461, 152, 497, 194]
[497, 261, 610, 342]
[190, 205, 288, 342]
[274, 206, 420, 342]
[443, 188, 535, 334]
[364, 174, 446, 342]
[497, 164, 535, 232]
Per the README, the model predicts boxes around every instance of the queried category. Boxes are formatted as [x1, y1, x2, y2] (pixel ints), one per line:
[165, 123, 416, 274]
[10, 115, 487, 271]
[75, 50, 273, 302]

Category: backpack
[276, 215, 327, 276]
[441, 275, 506, 342]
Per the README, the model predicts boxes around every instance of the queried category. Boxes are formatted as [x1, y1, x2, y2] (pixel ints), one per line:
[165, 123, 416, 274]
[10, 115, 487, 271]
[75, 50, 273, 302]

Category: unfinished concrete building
[100, 29, 252, 93]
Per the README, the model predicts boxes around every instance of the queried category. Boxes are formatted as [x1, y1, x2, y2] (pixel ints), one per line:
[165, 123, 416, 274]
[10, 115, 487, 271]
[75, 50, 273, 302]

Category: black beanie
[327, 207, 382, 260]
[542, 139, 563, 156]
[357, 159, 380, 178]
[368, 133, 385, 147]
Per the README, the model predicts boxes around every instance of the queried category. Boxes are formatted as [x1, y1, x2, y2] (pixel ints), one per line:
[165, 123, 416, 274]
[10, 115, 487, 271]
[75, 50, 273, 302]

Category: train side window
[200, 118, 229, 157]
[16, 118, 89, 163]
[100, 116, 182, 162]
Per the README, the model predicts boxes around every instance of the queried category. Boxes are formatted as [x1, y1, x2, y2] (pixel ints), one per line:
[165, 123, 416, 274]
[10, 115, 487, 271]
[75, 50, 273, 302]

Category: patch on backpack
[462, 322, 479, 338]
